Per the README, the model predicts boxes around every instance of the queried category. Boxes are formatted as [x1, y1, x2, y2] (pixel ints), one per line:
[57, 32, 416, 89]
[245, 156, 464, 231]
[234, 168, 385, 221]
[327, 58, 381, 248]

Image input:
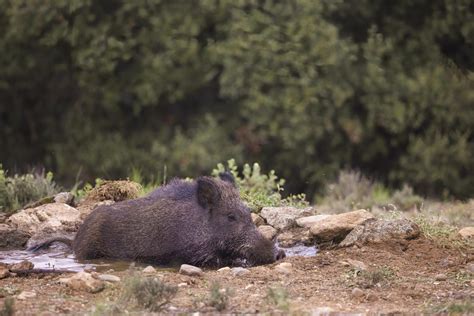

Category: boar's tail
[27, 237, 73, 252]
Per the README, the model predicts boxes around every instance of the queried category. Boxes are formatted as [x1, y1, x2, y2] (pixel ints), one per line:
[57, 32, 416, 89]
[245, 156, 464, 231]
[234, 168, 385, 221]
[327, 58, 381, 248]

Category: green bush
[212, 159, 308, 212]
[0, 165, 60, 214]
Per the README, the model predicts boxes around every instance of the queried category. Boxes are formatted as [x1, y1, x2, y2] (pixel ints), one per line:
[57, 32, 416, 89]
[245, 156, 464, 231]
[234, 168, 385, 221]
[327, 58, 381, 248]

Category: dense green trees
[0, 0, 473, 199]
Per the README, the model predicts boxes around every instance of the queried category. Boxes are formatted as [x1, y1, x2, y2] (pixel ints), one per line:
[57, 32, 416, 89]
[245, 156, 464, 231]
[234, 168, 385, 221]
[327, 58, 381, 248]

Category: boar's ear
[219, 171, 236, 187]
[197, 177, 221, 209]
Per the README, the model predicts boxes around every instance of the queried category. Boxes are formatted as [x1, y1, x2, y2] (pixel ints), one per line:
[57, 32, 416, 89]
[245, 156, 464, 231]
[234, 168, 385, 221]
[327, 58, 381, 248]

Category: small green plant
[414, 216, 472, 249]
[430, 301, 474, 314]
[208, 282, 232, 311]
[71, 178, 103, 201]
[212, 159, 308, 211]
[121, 275, 177, 312]
[346, 266, 396, 288]
[266, 287, 290, 311]
[0, 297, 15, 316]
[129, 167, 162, 196]
[0, 165, 60, 214]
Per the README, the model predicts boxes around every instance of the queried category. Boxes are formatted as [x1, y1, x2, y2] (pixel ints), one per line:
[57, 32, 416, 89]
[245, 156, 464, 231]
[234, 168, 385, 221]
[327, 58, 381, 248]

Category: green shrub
[266, 287, 290, 311]
[0, 165, 60, 214]
[208, 282, 231, 311]
[0, 297, 15, 316]
[212, 159, 308, 212]
[121, 275, 177, 312]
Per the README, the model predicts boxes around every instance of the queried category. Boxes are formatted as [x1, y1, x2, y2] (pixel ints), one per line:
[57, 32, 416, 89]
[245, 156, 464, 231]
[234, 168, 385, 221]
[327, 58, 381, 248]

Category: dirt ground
[1, 237, 473, 315]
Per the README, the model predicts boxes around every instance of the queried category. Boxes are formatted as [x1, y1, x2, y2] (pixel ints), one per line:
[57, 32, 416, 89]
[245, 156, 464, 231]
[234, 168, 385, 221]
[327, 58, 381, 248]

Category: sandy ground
[1, 237, 473, 315]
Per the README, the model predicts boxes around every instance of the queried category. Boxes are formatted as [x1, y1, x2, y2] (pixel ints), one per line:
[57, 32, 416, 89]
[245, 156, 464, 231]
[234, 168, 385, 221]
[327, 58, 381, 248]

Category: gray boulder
[260, 206, 313, 230]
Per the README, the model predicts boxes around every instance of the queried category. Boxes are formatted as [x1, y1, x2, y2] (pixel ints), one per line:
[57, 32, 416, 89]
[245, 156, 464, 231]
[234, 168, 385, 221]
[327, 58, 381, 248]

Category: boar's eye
[227, 214, 237, 221]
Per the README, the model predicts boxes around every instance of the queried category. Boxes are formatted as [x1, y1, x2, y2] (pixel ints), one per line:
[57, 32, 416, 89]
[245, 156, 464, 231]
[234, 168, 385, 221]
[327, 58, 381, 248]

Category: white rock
[179, 264, 203, 277]
[59, 271, 105, 293]
[260, 206, 313, 230]
[17, 291, 36, 300]
[309, 209, 374, 242]
[53, 192, 75, 205]
[217, 267, 231, 272]
[142, 265, 157, 274]
[296, 215, 332, 228]
[97, 274, 121, 282]
[231, 267, 250, 276]
[7, 203, 81, 236]
[458, 227, 474, 239]
[275, 262, 293, 274]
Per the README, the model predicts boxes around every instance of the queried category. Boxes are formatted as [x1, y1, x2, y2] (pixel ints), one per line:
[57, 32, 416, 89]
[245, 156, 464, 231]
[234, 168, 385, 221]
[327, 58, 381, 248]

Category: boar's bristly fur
[60, 174, 284, 267]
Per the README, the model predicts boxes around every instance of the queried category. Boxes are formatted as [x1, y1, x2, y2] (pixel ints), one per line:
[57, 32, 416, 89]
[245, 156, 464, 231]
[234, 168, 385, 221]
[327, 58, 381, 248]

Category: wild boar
[30, 173, 285, 267]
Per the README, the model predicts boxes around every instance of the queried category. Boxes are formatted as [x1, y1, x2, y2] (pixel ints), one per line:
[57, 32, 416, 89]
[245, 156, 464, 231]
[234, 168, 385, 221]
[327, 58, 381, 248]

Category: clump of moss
[84, 180, 142, 203]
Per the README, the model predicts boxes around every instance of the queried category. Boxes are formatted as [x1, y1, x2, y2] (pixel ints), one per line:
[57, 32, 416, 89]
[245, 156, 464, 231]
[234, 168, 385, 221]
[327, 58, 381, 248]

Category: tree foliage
[0, 0, 472, 199]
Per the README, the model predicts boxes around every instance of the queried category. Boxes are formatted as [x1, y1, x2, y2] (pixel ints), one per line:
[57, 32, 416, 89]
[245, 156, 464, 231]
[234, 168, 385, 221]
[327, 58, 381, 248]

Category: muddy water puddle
[0, 244, 317, 272]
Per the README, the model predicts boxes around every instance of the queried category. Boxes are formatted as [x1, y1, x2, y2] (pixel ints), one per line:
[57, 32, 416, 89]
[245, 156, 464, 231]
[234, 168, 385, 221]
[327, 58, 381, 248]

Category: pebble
[59, 271, 105, 293]
[17, 291, 37, 300]
[217, 267, 231, 272]
[231, 267, 250, 276]
[275, 262, 293, 274]
[97, 274, 121, 283]
[311, 307, 334, 315]
[434, 273, 447, 281]
[0, 266, 10, 279]
[179, 264, 203, 277]
[11, 260, 34, 271]
[142, 266, 157, 274]
[340, 259, 368, 271]
[351, 287, 365, 299]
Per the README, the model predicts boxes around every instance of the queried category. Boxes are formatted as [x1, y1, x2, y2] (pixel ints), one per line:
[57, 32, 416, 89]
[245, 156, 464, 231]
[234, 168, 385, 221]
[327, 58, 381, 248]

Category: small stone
[296, 215, 332, 228]
[178, 282, 187, 287]
[351, 287, 364, 298]
[366, 292, 378, 301]
[17, 291, 36, 300]
[258, 225, 277, 241]
[251, 213, 265, 226]
[179, 264, 203, 277]
[434, 273, 447, 281]
[97, 274, 121, 283]
[465, 263, 474, 273]
[0, 266, 10, 279]
[345, 259, 368, 271]
[470, 280, 474, 287]
[458, 227, 474, 239]
[59, 271, 105, 293]
[11, 260, 34, 271]
[53, 192, 75, 205]
[231, 267, 250, 276]
[311, 307, 334, 315]
[142, 266, 156, 274]
[275, 262, 293, 274]
[217, 267, 231, 272]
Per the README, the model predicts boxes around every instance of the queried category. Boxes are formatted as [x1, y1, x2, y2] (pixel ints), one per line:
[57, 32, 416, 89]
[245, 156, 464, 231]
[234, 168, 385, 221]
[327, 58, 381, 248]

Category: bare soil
[1, 237, 473, 315]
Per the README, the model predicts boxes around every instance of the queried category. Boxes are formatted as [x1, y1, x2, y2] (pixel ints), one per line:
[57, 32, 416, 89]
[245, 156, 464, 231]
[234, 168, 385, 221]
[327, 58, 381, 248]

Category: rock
[258, 225, 277, 241]
[0, 212, 6, 223]
[434, 273, 447, 281]
[309, 209, 374, 242]
[276, 230, 312, 247]
[0, 224, 30, 250]
[260, 206, 313, 231]
[142, 266, 157, 274]
[296, 215, 332, 228]
[251, 213, 265, 227]
[59, 272, 105, 293]
[470, 280, 474, 287]
[458, 227, 474, 239]
[179, 264, 203, 277]
[54, 192, 75, 205]
[366, 292, 378, 302]
[7, 203, 81, 237]
[351, 287, 365, 299]
[97, 274, 121, 283]
[231, 267, 250, 276]
[339, 218, 420, 247]
[0, 266, 10, 279]
[275, 262, 293, 274]
[311, 307, 335, 315]
[217, 267, 231, 273]
[340, 259, 367, 271]
[465, 263, 474, 273]
[10, 260, 34, 271]
[17, 291, 36, 300]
